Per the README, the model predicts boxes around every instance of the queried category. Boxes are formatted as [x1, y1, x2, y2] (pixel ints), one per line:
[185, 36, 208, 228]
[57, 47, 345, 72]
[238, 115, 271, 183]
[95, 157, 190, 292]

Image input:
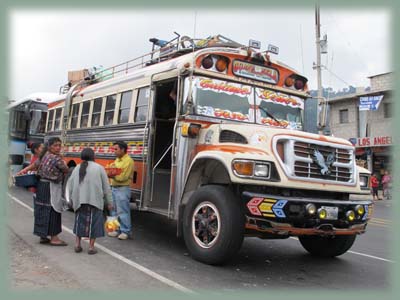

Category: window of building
[339, 109, 349, 124]
[91, 97, 102, 127]
[71, 104, 80, 129]
[118, 90, 133, 124]
[54, 108, 62, 130]
[80, 102, 90, 128]
[384, 103, 392, 118]
[104, 94, 117, 125]
[135, 87, 149, 122]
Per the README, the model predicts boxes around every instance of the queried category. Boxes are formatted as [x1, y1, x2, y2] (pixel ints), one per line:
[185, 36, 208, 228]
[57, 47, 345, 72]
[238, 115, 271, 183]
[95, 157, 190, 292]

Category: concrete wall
[370, 73, 392, 91]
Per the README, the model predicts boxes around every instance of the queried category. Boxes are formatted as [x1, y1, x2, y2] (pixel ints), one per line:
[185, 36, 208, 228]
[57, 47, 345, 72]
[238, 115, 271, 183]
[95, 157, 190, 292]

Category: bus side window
[104, 94, 116, 126]
[80, 101, 90, 128]
[54, 108, 62, 131]
[70, 104, 80, 129]
[135, 87, 149, 122]
[47, 110, 54, 132]
[118, 90, 133, 124]
[91, 97, 102, 127]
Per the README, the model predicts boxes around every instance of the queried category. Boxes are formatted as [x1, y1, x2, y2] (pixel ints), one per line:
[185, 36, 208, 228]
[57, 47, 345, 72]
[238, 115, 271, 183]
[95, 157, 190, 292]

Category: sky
[8, 8, 391, 101]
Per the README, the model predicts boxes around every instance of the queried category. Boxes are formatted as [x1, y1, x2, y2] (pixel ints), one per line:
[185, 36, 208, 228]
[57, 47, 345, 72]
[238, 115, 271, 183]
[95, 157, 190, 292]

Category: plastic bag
[105, 216, 120, 232]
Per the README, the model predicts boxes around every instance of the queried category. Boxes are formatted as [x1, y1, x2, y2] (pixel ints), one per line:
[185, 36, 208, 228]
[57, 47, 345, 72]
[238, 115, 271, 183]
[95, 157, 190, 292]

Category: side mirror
[304, 98, 318, 134]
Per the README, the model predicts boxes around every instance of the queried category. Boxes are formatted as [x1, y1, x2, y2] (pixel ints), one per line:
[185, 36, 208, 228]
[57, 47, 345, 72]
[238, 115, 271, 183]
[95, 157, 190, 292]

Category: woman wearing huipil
[67, 148, 113, 254]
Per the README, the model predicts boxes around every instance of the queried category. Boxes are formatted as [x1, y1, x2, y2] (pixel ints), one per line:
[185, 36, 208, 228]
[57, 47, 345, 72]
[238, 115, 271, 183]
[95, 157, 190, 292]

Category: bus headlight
[232, 160, 271, 179]
[254, 163, 270, 177]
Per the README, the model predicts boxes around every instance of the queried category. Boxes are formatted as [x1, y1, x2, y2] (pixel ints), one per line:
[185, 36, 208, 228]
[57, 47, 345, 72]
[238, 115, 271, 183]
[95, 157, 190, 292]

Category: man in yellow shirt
[107, 141, 134, 240]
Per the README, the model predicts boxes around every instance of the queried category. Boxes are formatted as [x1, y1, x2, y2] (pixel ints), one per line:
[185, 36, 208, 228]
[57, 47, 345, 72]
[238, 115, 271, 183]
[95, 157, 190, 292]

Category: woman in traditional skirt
[67, 148, 113, 254]
[34, 137, 69, 245]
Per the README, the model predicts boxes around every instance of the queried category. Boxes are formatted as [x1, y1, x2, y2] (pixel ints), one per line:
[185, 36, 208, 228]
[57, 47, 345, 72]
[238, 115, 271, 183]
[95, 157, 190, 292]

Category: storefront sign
[356, 136, 392, 147]
[232, 60, 279, 84]
[359, 95, 384, 111]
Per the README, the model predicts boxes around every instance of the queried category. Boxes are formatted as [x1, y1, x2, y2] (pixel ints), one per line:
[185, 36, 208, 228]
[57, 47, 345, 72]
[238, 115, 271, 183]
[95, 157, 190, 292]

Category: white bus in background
[8, 93, 64, 174]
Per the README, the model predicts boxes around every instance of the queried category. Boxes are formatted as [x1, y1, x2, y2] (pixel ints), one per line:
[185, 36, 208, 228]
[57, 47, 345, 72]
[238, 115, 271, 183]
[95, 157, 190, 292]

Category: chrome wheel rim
[191, 201, 220, 248]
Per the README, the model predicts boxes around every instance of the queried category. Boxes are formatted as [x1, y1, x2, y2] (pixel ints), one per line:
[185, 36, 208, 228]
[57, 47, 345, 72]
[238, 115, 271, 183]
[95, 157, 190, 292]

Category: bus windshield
[188, 77, 304, 130]
[192, 77, 252, 123]
[29, 110, 47, 135]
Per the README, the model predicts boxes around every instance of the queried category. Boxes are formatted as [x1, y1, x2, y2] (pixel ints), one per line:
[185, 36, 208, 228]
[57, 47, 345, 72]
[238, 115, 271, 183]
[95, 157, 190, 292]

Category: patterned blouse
[35, 152, 68, 183]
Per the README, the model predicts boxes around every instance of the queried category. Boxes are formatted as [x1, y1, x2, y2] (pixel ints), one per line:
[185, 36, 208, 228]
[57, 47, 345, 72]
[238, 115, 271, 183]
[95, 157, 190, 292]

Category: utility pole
[314, 2, 328, 134]
[315, 3, 323, 105]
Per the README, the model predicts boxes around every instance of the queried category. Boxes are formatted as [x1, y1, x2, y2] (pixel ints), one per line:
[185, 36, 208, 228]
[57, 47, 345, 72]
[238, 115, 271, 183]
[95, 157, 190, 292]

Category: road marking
[347, 251, 395, 263]
[290, 236, 394, 263]
[8, 193, 195, 294]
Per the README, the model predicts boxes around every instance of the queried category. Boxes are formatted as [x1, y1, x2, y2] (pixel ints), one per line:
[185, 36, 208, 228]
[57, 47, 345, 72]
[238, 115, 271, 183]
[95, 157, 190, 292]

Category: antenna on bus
[193, 11, 198, 39]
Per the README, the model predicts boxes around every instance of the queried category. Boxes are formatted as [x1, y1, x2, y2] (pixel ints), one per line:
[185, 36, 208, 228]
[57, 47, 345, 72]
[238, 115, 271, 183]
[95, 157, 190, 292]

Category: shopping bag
[105, 216, 120, 232]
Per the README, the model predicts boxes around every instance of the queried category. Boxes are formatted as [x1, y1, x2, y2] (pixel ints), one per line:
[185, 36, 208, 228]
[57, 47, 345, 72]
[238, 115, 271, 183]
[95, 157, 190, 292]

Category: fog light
[346, 210, 356, 222]
[305, 203, 316, 215]
[355, 205, 365, 216]
[254, 164, 270, 177]
[318, 208, 327, 219]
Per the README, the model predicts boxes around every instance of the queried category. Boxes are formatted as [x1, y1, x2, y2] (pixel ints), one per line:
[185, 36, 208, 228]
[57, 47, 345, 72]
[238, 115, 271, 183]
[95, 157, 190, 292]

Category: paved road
[7, 186, 393, 293]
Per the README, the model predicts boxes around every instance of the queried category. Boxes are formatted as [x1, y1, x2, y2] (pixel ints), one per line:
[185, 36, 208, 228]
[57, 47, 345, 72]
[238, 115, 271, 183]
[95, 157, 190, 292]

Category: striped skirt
[73, 204, 105, 238]
[34, 180, 62, 237]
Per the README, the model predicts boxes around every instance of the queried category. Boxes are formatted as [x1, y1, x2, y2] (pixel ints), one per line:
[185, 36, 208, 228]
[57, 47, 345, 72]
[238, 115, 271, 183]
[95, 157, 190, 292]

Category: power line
[321, 65, 351, 87]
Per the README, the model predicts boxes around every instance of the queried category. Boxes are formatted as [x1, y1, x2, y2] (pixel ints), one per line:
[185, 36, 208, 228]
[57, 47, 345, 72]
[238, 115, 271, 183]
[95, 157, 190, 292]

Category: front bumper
[242, 191, 373, 237]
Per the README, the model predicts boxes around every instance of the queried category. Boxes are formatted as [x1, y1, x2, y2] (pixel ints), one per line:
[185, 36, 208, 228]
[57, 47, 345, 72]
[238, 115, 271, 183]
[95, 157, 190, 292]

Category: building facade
[328, 72, 393, 178]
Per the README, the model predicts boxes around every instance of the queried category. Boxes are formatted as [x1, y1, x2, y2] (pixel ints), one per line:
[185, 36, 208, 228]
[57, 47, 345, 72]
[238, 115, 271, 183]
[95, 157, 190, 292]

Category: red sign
[357, 136, 392, 147]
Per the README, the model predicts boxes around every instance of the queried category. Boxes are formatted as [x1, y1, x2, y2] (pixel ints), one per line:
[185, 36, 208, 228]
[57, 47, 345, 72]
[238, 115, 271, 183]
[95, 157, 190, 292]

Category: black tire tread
[299, 235, 356, 257]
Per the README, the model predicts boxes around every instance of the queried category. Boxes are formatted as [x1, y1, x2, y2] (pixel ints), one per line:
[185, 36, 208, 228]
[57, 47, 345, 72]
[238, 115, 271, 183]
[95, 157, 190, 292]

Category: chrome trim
[272, 135, 356, 186]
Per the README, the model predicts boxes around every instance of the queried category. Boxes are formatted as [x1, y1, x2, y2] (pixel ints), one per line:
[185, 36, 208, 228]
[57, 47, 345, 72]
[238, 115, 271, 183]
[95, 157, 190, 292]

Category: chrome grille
[293, 141, 353, 182]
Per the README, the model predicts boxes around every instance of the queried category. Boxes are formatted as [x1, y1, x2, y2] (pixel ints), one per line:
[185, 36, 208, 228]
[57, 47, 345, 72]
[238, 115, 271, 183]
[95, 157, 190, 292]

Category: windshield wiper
[258, 106, 280, 124]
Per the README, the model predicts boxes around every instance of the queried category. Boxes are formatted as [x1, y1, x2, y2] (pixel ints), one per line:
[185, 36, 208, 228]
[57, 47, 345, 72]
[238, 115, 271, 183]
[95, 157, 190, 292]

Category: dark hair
[30, 142, 42, 155]
[67, 160, 77, 168]
[113, 141, 128, 153]
[79, 148, 95, 184]
[39, 137, 62, 159]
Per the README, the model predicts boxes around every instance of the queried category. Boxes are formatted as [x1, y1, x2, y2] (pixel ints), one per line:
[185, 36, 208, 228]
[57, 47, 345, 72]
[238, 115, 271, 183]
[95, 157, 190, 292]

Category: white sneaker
[107, 231, 119, 237]
[118, 233, 129, 240]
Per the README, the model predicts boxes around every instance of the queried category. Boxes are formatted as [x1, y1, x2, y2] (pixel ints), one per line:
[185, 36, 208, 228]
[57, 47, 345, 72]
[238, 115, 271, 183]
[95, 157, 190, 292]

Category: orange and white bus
[45, 35, 372, 264]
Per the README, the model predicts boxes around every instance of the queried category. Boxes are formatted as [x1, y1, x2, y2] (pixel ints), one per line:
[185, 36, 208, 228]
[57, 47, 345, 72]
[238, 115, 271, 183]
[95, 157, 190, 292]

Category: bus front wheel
[182, 185, 244, 265]
[299, 235, 356, 257]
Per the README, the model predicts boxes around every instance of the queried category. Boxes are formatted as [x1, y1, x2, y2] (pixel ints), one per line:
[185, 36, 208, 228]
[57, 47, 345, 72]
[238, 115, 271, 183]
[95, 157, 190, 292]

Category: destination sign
[232, 60, 279, 84]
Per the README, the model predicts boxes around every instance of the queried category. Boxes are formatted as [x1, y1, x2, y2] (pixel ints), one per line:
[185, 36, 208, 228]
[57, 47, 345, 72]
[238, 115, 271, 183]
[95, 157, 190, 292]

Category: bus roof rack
[59, 34, 246, 94]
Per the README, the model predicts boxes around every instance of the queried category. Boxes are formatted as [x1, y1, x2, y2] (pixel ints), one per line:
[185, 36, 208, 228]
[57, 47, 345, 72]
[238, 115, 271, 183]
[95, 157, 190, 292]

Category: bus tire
[299, 235, 356, 257]
[182, 185, 244, 265]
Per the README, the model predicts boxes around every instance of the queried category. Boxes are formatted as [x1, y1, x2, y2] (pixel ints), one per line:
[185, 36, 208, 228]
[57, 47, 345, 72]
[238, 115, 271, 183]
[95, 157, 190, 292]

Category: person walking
[33, 137, 69, 245]
[370, 173, 381, 201]
[67, 148, 113, 254]
[107, 141, 134, 240]
[381, 170, 392, 200]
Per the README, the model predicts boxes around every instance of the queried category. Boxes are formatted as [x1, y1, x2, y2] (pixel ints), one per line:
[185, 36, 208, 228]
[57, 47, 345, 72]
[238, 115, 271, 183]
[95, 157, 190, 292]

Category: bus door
[144, 79, 178, 215]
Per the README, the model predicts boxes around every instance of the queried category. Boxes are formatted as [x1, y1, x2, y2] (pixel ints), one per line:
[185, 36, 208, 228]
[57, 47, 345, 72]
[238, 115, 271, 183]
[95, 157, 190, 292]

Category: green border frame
[1, 0, 398, 299]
